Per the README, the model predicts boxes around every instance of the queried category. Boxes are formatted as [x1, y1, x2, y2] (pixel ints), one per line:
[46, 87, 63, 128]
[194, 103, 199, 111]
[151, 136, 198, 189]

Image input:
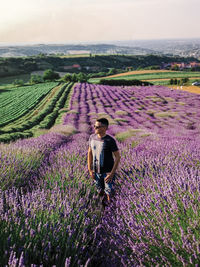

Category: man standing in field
[88, 118, 120, 206]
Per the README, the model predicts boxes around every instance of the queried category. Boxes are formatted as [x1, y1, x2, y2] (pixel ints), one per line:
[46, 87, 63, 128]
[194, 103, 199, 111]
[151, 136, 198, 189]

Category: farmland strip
[0, 83, 74, 142]
[0, 82, 58, 127]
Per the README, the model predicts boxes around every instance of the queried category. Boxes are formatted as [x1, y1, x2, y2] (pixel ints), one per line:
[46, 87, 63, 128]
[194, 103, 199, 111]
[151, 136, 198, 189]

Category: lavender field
[1, 83, 200, 266]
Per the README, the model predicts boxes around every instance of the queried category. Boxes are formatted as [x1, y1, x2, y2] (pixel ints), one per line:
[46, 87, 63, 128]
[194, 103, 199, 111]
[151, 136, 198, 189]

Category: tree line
[1, 54, 199, 78]
[12, 68, 129, 86]
[13, 69, 91, 86]
[169, 77, 189, 85]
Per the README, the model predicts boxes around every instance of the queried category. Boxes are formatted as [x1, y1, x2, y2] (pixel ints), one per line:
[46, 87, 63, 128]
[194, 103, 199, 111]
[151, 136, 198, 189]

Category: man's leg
[94, 173, 105, 197]
[104, 174, 116, 203]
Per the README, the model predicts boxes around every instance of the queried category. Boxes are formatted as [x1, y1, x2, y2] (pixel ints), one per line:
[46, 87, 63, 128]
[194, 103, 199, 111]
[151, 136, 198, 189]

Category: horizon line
[1, 37, 200, 47]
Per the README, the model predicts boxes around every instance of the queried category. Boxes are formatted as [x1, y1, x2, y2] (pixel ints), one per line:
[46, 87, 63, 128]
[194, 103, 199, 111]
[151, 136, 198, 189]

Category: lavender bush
[99, 139, 200, 266]
[0, 133, 102, 266]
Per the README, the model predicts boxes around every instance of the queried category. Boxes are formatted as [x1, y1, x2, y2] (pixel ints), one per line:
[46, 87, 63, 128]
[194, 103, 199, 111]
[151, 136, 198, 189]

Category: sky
[0, 0, 200, 44]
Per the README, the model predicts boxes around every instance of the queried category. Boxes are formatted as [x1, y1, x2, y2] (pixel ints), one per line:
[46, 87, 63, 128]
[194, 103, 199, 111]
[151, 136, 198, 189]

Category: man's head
[94, 118, 109, 135]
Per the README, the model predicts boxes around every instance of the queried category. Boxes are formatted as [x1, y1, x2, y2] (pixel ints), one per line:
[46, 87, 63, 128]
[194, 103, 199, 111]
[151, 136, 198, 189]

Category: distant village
[162, 61, 200, 70]
[62, 64, 100, 72]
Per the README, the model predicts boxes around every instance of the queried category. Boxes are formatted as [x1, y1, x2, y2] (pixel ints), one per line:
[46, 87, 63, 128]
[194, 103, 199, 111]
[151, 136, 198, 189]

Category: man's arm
[88, 147, 95, 179]
[105, 150, 120, 183]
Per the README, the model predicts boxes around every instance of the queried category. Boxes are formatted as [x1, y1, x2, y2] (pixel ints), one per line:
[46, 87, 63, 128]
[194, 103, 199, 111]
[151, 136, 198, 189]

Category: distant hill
[0, 44, 158, 57]
[1, 39, 200, 58]
[112, 38, 200, 58]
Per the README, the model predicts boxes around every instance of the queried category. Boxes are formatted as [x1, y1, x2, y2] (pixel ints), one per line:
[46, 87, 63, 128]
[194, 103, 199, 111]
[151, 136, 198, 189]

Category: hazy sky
[0, 0, 200, 44]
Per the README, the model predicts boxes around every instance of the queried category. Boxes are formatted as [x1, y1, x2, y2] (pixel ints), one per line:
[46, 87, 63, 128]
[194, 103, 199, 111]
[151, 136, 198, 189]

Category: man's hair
[96, 118, 109, 127]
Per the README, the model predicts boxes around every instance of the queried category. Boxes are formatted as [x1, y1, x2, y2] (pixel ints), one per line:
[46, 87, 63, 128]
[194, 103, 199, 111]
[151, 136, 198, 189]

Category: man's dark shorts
[94, 173, 116, 196]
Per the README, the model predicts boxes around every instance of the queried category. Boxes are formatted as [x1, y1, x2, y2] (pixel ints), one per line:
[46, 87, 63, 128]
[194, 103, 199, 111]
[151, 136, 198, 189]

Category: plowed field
[171, 85, 200, 94]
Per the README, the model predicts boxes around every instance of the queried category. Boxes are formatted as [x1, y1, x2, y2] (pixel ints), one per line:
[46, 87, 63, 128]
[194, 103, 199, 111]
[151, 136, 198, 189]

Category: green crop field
[0, 82, 74, 142]
[0, 74, 31, 88]
[0, 82, 58, 127]
[108, 71, 200, 80]
[89, 71, 200, 84]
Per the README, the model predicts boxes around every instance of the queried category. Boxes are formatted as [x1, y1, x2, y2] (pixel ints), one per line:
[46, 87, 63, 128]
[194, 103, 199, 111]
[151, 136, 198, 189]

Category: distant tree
[43, 69, 60, 81]
[62, 73, 72, 82]
[30, 74, 43, 84]
[13, 79, 24, 86]
[77, 72, 88, 82]
[169, 79, 173, 85]
[174, 78, 178, 85]
[62, 72, 88, 83]
[71, 73, 78, 82]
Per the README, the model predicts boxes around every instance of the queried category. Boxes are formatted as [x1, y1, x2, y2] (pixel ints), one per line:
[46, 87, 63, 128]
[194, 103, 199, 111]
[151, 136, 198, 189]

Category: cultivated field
[106, 69, 176, 78]
[89, 69, 200, 87]
[0, 82, 58, 126]
[0, 83, 200, 266]
[0, 82, 73, 142]
[105, 70, 200, 81]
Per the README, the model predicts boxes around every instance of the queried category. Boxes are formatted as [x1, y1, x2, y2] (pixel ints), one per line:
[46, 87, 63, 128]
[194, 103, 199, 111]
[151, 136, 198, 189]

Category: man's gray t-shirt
[89, 134, 118, 174]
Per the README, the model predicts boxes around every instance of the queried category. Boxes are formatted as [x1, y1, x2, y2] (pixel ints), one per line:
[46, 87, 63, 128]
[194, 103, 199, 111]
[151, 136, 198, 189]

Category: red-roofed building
[170, 61, 200, 70]
[189, 62, 200, 68]
[63, 64, 81, 70]
[73, 64, 81, 68]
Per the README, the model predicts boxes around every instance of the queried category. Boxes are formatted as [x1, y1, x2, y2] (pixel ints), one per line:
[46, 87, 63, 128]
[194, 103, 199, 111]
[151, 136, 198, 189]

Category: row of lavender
[0, 133, 101, 266]
[108, 138, 200, 265]
[0, 83, 200, 265]
[63, 83, 200, 138]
